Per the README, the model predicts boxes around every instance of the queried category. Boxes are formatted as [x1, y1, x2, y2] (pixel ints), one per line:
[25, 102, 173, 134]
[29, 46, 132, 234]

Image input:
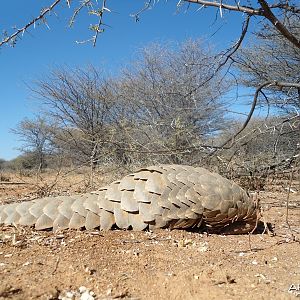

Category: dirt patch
[0, 176, 299, 299]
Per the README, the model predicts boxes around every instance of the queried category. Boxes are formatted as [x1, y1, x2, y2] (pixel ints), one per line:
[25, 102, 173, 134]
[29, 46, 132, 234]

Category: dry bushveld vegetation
[0, 26, 299, 300]
[1, 0, 300, 299]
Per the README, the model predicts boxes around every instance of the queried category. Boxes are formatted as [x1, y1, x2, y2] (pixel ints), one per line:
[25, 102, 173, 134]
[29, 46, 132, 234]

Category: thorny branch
[181, 15, 250, 103]
[184, 0, 300, 49]
[200, 81, 300, 160]
[0, 0, 111, 48]
[0, 0, 62, 47]
[130, 0, 153, 22]
[183, 0, 263, 15]
[74, 0, 111, 46]
[257, 0, 300, 49]
[1, 0, 299, 48]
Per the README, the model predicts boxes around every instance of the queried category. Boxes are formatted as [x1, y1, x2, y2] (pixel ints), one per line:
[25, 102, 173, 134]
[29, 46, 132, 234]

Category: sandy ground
[0, 172, 299, 300]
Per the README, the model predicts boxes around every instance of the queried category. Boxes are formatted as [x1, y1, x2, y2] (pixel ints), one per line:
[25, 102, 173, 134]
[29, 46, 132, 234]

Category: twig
[130, 0, 153, 22]
[258, 0, 300, 49]
[200, 82, 300, 161]
[285, 169, 297, 241]
[0, 0, 63, 47]
[248, 201, 261, 252]
[0, 182, 30, 185]
[185, 0, 300, 48]
[184, 0, 262, 15]
[52, 257, 60, 275]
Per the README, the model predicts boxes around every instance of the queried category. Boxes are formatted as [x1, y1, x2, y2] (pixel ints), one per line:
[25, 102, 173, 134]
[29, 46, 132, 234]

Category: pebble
[80, 291, 94, 300]
[198, 242, 209, 252]
[78, 286, 87, 293]
[65, 291, 74, 299]
[271, 257, 278, 262]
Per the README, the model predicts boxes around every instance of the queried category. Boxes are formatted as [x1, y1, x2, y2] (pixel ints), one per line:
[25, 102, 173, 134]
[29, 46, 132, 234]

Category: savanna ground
[0, 169, 299, 300]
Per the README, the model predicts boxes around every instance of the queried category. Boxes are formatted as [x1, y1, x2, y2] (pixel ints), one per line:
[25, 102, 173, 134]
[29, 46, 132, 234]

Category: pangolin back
[0, 165, 259, 233]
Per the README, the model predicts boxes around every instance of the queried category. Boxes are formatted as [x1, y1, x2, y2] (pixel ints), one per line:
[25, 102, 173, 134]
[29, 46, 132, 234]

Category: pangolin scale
[0, 165, 259, 234]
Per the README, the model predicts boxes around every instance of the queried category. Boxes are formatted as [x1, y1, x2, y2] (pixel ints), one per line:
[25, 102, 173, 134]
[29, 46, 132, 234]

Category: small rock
[65, 291, 75, 299]
[80, 291, 94, 300]
[79, 286, 88, 293]
[106, 288, 112, 296]
[177, 239, 195, 248]
[198, 242, 208, 252]
[132, 249, 139, 256]
[271, 257, 278, 262]
[255, 273, 271, 284]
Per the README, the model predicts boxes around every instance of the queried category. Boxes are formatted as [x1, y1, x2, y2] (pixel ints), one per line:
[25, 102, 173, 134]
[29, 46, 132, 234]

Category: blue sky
[0, 0, 252, 160]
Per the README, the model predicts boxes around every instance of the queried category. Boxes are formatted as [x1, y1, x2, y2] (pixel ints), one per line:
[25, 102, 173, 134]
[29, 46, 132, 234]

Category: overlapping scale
[0, 164, 258, 233]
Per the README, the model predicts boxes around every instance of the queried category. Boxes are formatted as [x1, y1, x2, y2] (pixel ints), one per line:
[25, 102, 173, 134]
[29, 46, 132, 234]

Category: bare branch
[182, 15, 250, 101]
[257, 0, 300, 49]
[185, 0, 300, 49]
[130, 0, 153, 22]
[198, 81, 300, 161]
[69, 0, 93, 27]
[0, 0, 63, 47]
[184, 0, 262, 15]
[92, 0, 110, 47]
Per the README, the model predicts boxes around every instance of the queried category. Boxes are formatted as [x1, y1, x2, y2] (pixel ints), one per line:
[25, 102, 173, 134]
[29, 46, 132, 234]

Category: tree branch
[185, 0, 300, 49]
[257, 0, 300, 49]
[184, 0, 262, 15]
[182, 15, 250, 101]
[0, 0, 63, 47]
[196, 81, 300, 161]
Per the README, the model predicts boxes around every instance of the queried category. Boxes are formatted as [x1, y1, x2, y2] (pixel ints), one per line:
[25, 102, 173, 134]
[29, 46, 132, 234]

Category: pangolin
[0, 165, 259, 234]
